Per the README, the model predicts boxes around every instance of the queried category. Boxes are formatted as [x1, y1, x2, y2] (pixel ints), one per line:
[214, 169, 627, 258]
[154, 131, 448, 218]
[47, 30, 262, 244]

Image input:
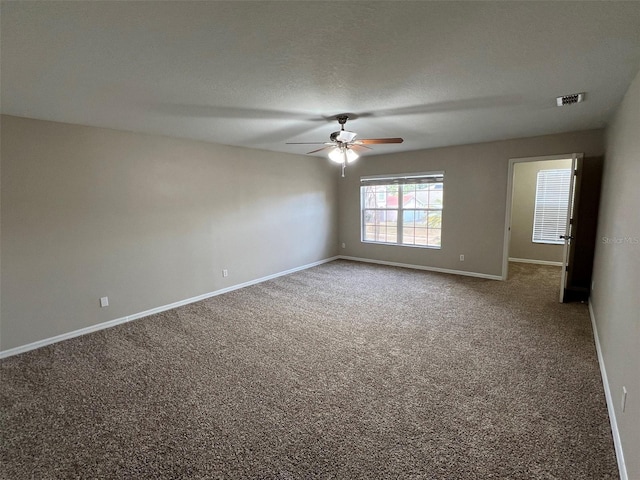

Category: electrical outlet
[622, 386, 627, 412]
[222, 269, 228, 278]
[459, 254, 465, 261]
[100, 297, 109, 308]
[341, 243, 346, 249]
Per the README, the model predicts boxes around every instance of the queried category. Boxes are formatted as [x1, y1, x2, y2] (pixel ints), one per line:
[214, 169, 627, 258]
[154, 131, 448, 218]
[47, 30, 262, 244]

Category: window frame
[360, 171, 444, 249]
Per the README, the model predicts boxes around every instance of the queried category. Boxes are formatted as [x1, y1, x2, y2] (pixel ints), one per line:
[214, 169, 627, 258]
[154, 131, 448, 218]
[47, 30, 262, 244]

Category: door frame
[501, 153, 584, 283]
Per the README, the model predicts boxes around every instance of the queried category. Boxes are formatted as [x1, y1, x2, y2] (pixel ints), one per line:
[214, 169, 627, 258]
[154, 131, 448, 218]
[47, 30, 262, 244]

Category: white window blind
[532, 168, 572, 244]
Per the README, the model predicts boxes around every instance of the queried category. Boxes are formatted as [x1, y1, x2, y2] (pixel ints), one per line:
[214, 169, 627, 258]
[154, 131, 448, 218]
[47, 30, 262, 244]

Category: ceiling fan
[286, 115, 403, 176]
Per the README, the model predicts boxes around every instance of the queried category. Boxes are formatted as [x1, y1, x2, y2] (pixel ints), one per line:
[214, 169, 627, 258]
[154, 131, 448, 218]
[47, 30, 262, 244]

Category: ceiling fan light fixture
[345, 148, 359, 163]
[328, 147, 345, 163]
[328, 146, 359, 164]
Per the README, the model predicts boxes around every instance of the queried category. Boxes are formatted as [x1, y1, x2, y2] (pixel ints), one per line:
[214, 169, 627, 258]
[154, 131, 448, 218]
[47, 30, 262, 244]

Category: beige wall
[338, 130, 604, 277]
[592, 69, 640, 479]
[0, 115, 339, 351]
[509, 159, 572, 263]
[0, 116, 3, 349]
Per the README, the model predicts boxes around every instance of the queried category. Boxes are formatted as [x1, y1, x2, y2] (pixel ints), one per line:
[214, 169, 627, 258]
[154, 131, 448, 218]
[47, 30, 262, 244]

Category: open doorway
[509, 158, 573, 265]
[502, 154, 581, 302]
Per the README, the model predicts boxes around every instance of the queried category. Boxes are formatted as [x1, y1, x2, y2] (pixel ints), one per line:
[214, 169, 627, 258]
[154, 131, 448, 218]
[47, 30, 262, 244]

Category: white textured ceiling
[2, 1, 640, 156]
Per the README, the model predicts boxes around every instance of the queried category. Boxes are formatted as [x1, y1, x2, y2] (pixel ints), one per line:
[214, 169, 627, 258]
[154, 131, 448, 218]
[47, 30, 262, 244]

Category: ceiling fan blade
[349, 144, 372, 151]
[356, 138, 404, 144]
[286, 142, 331, 145]
[306, 146, 333, 154]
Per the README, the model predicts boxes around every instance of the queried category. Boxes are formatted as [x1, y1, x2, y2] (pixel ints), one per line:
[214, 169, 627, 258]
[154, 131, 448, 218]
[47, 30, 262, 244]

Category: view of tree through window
[361, 174, 443, 248]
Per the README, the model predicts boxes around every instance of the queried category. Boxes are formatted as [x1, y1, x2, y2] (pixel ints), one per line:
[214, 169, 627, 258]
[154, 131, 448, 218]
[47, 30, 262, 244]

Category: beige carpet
[0, 260, 618, 479]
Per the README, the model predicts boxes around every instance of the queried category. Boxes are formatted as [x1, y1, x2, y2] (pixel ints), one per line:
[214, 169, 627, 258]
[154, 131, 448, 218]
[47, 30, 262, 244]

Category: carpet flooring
[0, 260, 618, 479]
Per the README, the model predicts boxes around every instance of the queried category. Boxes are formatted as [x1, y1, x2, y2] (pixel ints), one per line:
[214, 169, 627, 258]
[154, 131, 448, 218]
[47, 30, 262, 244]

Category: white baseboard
[508, 257, 563, 266]
[0, 256, 339, 359]
[338, 255, 502, 280]
[588, 301, 627, 480]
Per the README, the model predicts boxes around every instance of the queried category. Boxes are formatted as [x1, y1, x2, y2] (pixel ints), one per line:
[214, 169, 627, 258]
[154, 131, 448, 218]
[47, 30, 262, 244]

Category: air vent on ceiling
[556, 92, 585, 106]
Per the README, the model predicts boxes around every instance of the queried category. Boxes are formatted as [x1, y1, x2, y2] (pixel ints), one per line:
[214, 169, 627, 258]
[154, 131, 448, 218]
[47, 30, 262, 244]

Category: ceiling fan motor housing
[331, 130, 357, 143]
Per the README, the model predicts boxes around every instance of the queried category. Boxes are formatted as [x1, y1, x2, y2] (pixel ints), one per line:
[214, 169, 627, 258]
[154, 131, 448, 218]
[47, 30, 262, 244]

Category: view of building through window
[361, 174, 443, 248]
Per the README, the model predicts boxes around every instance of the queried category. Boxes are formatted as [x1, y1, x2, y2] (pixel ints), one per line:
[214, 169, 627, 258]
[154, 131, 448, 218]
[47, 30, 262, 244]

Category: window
[361, 172, 443, 248]
[532, 168, 572, 244]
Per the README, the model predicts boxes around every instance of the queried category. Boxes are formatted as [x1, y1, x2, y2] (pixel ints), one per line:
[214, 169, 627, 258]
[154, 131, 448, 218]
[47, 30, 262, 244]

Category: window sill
[532, 240, 564, 245]
[361, 240, 441, 250]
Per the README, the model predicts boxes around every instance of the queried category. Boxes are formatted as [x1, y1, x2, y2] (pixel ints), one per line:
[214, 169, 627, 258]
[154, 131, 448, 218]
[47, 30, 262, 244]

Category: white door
[559, 153, 581, 303]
